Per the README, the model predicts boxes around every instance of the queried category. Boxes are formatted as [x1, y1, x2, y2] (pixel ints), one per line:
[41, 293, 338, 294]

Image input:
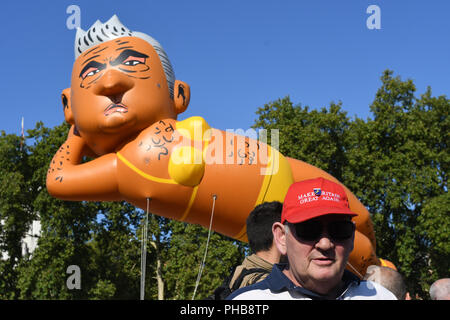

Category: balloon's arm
[46, 127, 120, 201]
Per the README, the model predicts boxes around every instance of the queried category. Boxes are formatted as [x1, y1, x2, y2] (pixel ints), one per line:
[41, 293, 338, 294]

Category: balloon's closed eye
[79, 60, 106, 79]
[123, 56, 146, 66]
[82, 67, 100, 79]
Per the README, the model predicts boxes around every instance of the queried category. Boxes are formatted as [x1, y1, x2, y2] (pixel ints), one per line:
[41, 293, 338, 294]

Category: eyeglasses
[291, 219, 355, 242]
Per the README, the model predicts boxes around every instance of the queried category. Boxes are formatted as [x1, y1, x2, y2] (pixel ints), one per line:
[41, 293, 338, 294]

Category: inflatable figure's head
[62, 15, 190, 155]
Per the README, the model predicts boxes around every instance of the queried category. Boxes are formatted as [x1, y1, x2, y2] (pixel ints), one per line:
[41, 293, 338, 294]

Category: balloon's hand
[66, 125, 97, 159]
[46, 125, 119, 200]
[67, 125, 81, 138]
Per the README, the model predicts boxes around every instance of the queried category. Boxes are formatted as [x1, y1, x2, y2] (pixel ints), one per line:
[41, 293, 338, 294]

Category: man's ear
[272, 222, 288, 256]
[61, 88, 74, 125]
[173, 80, 190, 114]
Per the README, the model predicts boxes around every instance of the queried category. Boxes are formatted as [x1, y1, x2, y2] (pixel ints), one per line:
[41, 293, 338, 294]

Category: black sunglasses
[291, 219, 355, 242]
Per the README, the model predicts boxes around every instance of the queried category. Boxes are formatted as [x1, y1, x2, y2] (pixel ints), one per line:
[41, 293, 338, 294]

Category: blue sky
[1, 0, 448, 136]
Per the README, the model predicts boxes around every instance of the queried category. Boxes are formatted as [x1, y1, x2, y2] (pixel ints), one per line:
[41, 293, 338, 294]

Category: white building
[21, 220, 41, 257]
[1, 219, 41, 260]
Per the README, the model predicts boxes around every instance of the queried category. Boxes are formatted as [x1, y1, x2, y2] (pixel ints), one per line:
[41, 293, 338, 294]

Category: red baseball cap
[281, 177, 358, 224]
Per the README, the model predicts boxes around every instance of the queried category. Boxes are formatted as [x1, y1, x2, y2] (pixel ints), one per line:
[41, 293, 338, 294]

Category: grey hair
[74, 15, 175, 98]
[284, 223, 290, 234]
[429, 278, 450, 300]
[363, 265, 407, 300]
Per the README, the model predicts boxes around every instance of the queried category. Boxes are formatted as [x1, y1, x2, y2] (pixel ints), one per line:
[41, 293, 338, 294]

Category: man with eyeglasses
[227, 177, 396, 300]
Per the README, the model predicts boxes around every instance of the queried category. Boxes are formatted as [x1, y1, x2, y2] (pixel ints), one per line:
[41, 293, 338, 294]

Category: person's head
[246, 201, 283, 254]
[63, 15, 190, 155]
[273, 177, 357, 296]
[363, 265, 407, 300]
[429, 278, 450, 300]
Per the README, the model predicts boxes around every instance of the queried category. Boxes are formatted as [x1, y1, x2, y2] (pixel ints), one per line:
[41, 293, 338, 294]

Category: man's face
[70, 37, 177, 155]
[284, 214, 355, 296]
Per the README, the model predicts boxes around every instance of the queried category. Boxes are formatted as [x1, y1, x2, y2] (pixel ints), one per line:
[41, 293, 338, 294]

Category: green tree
[0, 132, 33, 298]
[15, 122, 98, 299]
[6, 68, 445, 299]
[87, 201, 142, 299]
[138, 215, 246, 300]
[161, 220, 245, 300]
[253, 97, 351, 181]
[357, 71, 449, 298]
[1, 121, 245, 300]
[253, 70, 449, 299]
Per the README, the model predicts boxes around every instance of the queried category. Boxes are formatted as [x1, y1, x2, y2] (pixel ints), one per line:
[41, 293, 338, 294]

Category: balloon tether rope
[140, 197, 151, 300]
[346, 261, 363, 279]
[192, 194, 217, 300]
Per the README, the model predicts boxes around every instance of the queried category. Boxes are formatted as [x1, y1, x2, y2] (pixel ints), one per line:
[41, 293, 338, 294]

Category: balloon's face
[70, 36, 177, 155]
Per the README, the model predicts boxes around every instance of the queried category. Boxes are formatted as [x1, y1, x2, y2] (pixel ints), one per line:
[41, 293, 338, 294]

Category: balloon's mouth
[104, 103, 128, 116]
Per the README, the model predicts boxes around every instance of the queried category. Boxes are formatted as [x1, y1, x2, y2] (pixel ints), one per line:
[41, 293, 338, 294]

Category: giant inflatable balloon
[46, 15, 386, 277]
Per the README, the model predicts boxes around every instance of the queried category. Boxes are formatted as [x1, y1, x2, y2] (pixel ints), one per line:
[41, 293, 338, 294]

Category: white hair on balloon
[74, 15, 175, 98]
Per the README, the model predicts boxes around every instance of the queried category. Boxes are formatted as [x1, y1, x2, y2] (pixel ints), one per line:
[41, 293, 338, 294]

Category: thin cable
[192, 194, 217, 300]
[140, 197, 150, 300]
[346, 261, 364, 279]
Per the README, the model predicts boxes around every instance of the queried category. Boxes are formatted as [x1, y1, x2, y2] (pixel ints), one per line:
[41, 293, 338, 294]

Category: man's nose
[93, 68, 134, 100]
[315, 235, 335, 251]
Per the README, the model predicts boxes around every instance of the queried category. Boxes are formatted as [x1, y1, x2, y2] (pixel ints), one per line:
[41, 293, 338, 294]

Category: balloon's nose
[93, 68, 134, 101]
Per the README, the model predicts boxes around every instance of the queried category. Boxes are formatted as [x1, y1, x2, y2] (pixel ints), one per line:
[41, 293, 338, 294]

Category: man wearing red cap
[227, 178, 396, 300]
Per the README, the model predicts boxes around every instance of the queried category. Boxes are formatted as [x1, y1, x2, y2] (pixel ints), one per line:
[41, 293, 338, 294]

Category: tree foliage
[0, 122, 244, 299]
[0, 70, 447, 299]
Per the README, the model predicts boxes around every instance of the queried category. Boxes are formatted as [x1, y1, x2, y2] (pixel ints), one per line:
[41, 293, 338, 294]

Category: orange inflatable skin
[47, 36, 379, 277]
